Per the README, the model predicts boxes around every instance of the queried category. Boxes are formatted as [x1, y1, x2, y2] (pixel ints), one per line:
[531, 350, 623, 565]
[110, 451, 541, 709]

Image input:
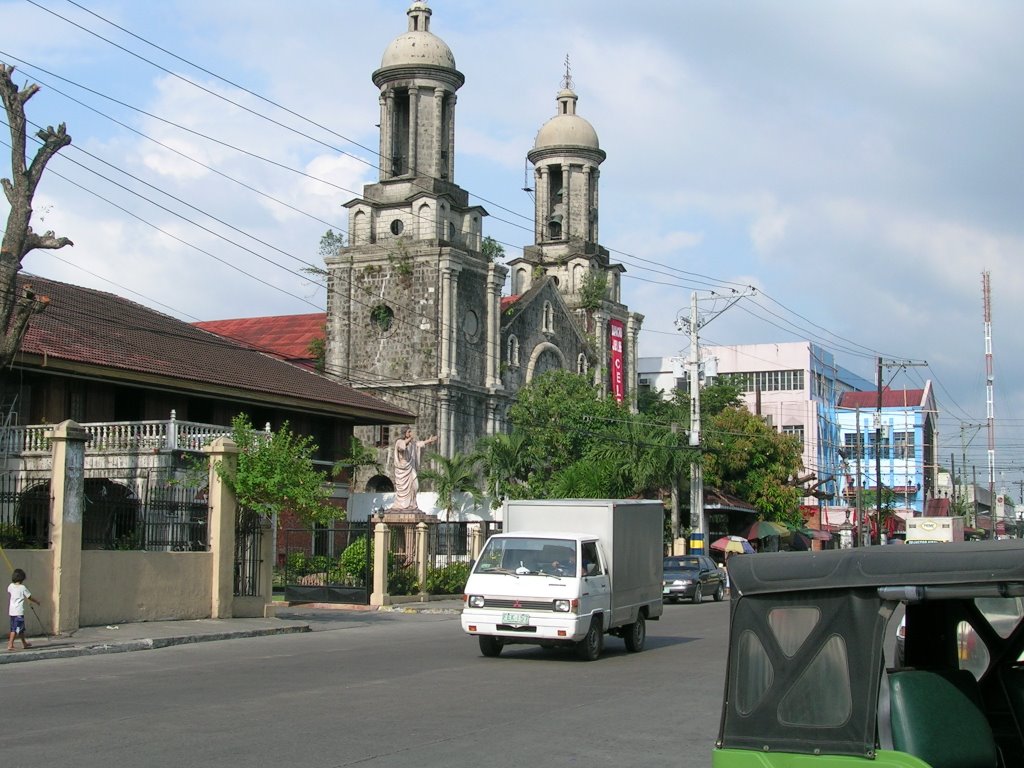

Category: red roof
[15, 275, 410, 422]
[840, 389, 926, 409]
[501, 295, 521, 312]
[194, 313, 326, 365]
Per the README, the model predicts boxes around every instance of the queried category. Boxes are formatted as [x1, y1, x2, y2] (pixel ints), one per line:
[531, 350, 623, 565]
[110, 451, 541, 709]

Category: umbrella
[744, 520, 789, 540]
[711, 535, 755, 554]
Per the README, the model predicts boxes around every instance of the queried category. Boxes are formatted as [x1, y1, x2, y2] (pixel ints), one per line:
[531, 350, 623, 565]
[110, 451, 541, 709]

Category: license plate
[502, 612, 529, 626]
[663, 587, 670, 594]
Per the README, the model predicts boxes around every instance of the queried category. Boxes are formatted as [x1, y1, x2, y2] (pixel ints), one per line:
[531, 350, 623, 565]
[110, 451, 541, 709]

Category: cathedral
[323, 1, 642, 486]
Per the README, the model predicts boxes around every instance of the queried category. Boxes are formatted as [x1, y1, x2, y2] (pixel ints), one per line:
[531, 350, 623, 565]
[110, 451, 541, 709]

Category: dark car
[662, 555, 726, 604]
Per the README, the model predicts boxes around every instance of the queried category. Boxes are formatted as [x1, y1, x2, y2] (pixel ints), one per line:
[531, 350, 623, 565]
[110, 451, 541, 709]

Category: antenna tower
[983, 270, 995, 530]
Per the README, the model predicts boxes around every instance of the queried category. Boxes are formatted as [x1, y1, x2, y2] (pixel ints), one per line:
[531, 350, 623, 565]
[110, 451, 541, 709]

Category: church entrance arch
[525, 342, 566, 383]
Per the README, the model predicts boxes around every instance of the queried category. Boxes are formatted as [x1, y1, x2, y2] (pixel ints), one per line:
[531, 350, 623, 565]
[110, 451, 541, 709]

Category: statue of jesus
[391, 427, 438, 512]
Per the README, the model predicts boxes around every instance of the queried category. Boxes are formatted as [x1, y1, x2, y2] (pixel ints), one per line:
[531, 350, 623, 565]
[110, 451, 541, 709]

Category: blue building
[833, 384, 938, 534]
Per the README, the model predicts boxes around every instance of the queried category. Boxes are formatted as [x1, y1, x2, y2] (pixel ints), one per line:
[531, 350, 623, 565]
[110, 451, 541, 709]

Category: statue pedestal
[381, 509, 433, 525]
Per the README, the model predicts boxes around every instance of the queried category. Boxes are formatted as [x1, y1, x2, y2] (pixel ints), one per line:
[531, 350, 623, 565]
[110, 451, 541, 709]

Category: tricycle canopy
[717, 540, 1024, 762]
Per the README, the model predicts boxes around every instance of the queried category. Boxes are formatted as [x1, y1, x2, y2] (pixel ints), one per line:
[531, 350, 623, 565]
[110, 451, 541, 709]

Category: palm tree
[419, 452, 484, 521]
[475, 432, 528, 507]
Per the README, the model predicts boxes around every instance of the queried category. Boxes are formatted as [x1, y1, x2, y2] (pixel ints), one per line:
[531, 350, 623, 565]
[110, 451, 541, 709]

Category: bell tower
[506, 60, 643, 408]
[324, 1, 509, 465]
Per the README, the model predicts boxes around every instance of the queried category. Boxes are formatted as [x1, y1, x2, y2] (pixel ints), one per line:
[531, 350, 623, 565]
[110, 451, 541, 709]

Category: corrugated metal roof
[840, 389, 926, 409]
[194, 313, 326, 365]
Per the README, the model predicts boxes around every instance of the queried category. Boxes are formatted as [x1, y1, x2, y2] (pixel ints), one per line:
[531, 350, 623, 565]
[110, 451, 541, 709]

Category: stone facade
[325, 2, 642, 488]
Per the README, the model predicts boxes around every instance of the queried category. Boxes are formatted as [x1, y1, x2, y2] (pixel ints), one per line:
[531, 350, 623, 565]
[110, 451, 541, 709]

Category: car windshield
[474, 536, 577, 576]
[664, 557, 699, 571]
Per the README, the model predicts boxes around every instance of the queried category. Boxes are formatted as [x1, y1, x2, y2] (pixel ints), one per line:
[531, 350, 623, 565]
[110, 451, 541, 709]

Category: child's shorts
[9, 615, 25, 635]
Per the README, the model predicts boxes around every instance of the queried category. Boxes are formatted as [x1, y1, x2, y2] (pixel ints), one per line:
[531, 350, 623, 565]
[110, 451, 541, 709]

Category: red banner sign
[609, 319, 625, 403]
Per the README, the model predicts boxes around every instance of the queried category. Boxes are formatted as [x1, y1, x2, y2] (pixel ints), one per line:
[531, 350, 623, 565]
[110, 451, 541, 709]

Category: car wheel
[478, 635, 503, 657]
[623, 614, 646, 653]
[714, 582, 725, 602]
[691, 584, 703, 604]
[576, 617, 603, 661]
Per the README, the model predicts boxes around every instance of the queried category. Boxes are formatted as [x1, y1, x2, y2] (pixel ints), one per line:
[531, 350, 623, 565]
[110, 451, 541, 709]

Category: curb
[0, 624, 311, 665]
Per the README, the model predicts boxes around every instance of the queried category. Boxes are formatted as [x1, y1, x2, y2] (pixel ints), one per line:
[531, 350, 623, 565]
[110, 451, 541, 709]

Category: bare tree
[1, 64, 73, 369]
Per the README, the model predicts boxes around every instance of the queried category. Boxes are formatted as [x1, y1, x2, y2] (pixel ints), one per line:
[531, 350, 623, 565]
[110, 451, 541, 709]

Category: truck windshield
[475, 537, 577, 576]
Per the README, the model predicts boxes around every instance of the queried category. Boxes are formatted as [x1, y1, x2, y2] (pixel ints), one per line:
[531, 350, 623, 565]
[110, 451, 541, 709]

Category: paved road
[1, 600, 729, 768]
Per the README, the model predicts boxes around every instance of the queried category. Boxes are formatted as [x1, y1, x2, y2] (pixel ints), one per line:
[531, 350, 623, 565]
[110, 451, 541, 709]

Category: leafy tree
[507, 369, 623, 496]
[332, 435, 382, 479]
[1, 66, 73, 369]
[215, 414, 334, 525]
[419, 451, 483, 521]
[480, 236, 505, 262]
[318, 228, 346, 259]
[306, 324, 326, 372]
[578, 269, 608, 309]
[702, 407, 803, 526]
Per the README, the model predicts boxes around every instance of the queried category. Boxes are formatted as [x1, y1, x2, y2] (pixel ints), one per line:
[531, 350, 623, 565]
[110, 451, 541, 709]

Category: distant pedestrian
[8, 568, 40, 651]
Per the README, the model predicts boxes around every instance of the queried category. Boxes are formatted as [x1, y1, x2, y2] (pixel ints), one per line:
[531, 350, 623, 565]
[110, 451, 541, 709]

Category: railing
[0, 471, 50, 548]
[1, 411, 235, 455]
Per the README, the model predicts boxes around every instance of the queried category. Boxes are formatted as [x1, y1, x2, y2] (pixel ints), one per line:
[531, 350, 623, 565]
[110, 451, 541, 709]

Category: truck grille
[485, 599, 555, 611]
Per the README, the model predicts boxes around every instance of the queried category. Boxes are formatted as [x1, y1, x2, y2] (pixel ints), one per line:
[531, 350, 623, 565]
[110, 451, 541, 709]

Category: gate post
[415, 521, 429, 598]
[49, 420, 89, 635]
[470, 524, 484, 561]
[205, 436, 239, 619]
[370, 521, 391, 607]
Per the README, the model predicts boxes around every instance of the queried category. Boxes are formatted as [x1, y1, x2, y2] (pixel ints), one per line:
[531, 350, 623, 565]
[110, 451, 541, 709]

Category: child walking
[8, 568, 40, 651]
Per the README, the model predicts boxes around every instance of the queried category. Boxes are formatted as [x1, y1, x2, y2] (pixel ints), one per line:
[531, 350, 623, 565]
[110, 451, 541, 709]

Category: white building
[639, 342, 873, 519]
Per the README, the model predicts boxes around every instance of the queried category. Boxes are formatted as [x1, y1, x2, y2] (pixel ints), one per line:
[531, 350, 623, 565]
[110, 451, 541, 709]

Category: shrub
[425, 562, 470, 595]
[340, 537, 370, 584]
[388, 556, 418, 595]
[0, 522, 26, 549]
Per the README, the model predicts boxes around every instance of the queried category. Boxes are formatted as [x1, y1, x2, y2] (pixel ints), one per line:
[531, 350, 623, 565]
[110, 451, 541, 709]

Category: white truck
[461, 499, 664, 660]
[905, 515, 965, 544]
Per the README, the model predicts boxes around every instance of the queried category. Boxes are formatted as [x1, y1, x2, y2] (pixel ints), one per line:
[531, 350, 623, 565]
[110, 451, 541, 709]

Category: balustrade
[1, 413, 232, 456]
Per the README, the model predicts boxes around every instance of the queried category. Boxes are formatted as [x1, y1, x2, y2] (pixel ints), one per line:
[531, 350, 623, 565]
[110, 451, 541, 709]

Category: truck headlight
[553, 599, 571, 612]
[468, 595, 485, 608]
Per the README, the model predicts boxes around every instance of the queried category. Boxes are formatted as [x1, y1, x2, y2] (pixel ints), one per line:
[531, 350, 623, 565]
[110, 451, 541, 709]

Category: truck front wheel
[623, 614, 646, 652]
[576, 617, 604, 661]
[479, 636, 504, 657]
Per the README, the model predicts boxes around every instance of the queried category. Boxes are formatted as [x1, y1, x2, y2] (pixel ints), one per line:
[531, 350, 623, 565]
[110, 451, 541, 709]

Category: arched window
[417, 202, 432, 240]
[507, 335, 520, 367]
[577, 354, 589, 375]
[572, 263, 585, 292]
[543, 301, 554, 333]
[514, 267, 528, 295]
[352, 209, 368, 246]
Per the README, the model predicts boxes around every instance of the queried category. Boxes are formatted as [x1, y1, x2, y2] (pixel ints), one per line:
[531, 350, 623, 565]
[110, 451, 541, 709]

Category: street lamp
[838, 514, 855, 550]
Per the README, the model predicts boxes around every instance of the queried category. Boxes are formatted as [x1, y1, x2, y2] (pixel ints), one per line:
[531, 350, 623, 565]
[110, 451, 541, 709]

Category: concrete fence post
[205, 436, 239, 619]
[470, 524, 484, 561]
[48, 420, 89, 635]
[416, 521, 429, 598]
[370, 522, 391, 607]
[259, 517, 276, 617]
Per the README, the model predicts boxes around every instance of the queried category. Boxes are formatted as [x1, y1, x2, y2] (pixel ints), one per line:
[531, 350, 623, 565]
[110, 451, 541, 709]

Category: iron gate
[282, 523, 371, 604]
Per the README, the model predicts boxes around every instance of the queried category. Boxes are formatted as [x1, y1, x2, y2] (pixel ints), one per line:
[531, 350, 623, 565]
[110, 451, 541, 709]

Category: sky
[3, 0, 1023, 491]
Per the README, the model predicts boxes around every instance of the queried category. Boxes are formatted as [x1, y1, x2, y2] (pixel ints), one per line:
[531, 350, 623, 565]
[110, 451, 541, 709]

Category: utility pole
[855, 407, 863, 547]
[670, 421, 681, 553]
[676, 288, 755, 554]
[688, 293, 704, 554]
[873, 358, 927, 545]
[960, 422, 984, 525]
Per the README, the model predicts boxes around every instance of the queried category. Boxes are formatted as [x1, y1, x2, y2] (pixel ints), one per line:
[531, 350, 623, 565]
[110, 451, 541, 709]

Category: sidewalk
[1, 598, 463, 665]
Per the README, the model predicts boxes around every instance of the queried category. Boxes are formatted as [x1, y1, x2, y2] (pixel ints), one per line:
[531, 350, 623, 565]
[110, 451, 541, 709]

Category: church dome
[533, 87, 601, 151]
[380, 2, 457, 71]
